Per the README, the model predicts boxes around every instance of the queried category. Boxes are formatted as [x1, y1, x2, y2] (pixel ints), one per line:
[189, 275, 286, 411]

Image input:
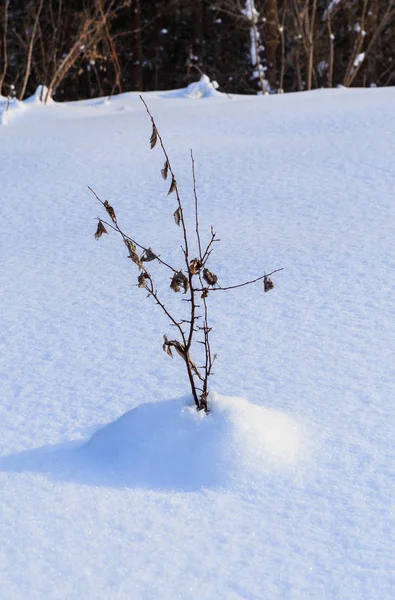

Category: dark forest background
[0, 0, 394, 101]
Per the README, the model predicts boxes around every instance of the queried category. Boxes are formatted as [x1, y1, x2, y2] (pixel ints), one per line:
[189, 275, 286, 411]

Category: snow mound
[185, 74, 220, 98]
[161, 74, 221, 100]
[82, 393, 302, 490]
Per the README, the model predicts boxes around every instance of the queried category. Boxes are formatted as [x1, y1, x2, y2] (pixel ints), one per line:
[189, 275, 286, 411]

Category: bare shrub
[91, 97, 283, 412]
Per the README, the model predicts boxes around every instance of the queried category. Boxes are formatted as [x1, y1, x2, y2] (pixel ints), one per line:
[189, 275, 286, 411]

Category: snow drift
[82, 393, 302, 490]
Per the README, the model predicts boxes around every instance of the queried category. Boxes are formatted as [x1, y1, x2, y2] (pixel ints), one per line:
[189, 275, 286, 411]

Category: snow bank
[82, 393, 301, 490]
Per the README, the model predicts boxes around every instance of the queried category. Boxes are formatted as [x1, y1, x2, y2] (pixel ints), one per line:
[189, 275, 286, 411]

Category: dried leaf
[124, 238, 143, 269]
[170, 273, 180, 293]
[150, 124, 158, 149]
[141, 247, 157, 262]
[167, 176, 177, 195]
[173, 207, 181, 226]
[162, 336, 186, 360]
[161, 160, 169, 180]
[170, 271, 189, 294]
[103, 200, 116, 223]
[162, 335, 173, 358]
[264, 276, 274, 292]
[201, 288, 209, 299]
[189, 258, 203, 275]
[171, 340, 186, 360]
[94, 220, 108, 240]
[138, 271, 150, 288]
[203, 268, 218, 287]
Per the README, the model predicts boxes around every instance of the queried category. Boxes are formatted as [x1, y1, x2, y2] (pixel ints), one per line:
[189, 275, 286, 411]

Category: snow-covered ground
[0, 81, 394, 599]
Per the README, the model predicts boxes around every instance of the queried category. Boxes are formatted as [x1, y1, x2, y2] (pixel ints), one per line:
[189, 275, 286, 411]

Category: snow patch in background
[0, 96, 25, 125]
[185, 74, 220, 99]
[82, 393, 302, 490]
[24, 84, 53, 105]
[0, 76, 222, 126]
[160, 74, 221, 99]
[0, 85, 52, 125]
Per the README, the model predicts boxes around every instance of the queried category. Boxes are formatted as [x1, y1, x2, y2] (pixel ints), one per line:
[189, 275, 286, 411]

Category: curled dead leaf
[170, 271, 189, 294]
[173, 207, 181, 226]
[166, 339, 186, 360]
[168, 176, 177, 195]
[141, 247, 157, 262]
[201, 288, 209, 299]
[161, 160, 169, 180]
[103, 200, 116, 223]
[94, 220, 108, 240]
[162, 335, 173, 358]
[150, 124, 158, 149]
[138, 271, 150, 288]
[264, 276, 274, 292]
[189, 258, 203, 275]
[203, 268, 218, 287]
[124, 238, 143, 270]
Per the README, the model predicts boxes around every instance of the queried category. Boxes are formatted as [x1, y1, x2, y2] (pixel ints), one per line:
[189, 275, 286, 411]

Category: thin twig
[89, 186, 176, 273]
[197, 268, 284, 292]
[191, 149, 212, 410]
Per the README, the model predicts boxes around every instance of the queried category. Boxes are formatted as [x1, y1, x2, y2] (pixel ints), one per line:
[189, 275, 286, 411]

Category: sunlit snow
[0, 80, 394, 599]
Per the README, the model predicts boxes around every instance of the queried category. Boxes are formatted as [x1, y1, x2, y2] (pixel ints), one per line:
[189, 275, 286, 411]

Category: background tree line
[1, 0, 394, 101]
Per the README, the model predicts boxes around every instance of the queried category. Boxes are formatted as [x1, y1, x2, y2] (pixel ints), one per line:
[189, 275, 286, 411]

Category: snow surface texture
[0, 80, 394, 599]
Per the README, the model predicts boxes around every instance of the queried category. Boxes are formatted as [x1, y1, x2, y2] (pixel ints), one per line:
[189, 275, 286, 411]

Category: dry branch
[91, 97, 283, 411]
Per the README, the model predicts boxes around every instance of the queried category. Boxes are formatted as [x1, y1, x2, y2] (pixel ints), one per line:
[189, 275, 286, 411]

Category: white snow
[79, 393, 302, 490]
[0, 81, 394, 599]
[354, 52, 366, 67]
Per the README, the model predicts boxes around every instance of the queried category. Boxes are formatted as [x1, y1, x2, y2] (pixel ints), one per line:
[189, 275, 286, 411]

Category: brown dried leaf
[189, 259, 203, 275]
[203, 268, 218, 287]
[150, 124, 158, 149]
[161, 160, 169, 180]
[103, 200, 116, 223]
[162, 335, 173, 358]
[170, 271, 189, 294]
[173, 207, 181, 226]
[141, 247, 157, 262]
[264, 276, 274, 292]
[138, 271, 150, 288]
[170, 273, 180, 293]
[168, 176, 177, 195]
[94, 220, 108, 240]
[124, 238, 143, 270]
[171, 340, 186, 360]
[201, 288, 209, 299]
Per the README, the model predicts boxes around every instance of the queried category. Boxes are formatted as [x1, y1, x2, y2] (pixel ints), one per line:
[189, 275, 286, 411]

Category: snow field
[0, 82, 394, 598]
